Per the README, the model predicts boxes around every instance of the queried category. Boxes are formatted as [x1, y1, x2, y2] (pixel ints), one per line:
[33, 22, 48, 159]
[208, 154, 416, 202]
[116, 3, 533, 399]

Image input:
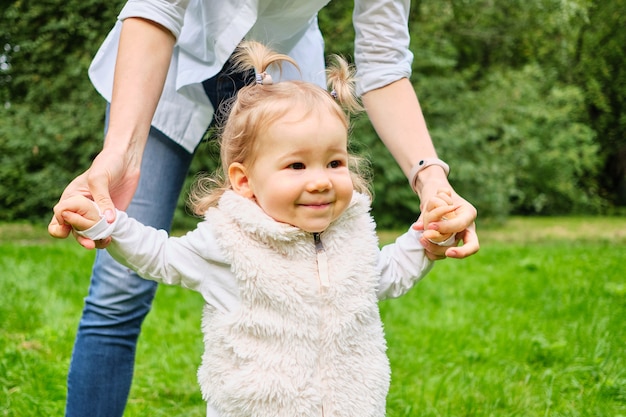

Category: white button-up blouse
[88, 0, 414, 152]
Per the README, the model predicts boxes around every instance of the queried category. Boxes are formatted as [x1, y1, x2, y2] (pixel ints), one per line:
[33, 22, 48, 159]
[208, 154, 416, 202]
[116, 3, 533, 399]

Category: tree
[573, 0, 626, 205]
[0, 0, 124, 221]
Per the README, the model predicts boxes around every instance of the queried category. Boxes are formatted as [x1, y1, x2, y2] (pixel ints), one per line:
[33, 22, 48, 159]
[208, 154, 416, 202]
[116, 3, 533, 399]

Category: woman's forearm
[363, 78, 479, 258]
[104, 17, 176, 168]
[361, 78, 450, 200]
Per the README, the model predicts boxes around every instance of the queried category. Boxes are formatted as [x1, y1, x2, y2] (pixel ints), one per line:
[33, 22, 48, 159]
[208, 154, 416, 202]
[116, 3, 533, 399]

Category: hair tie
[330, 89, 338, 99]
[255, 71, 273, 85]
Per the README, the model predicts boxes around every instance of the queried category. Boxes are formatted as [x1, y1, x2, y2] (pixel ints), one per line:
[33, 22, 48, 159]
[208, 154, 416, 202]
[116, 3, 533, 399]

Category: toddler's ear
[228, 162, 254, 199]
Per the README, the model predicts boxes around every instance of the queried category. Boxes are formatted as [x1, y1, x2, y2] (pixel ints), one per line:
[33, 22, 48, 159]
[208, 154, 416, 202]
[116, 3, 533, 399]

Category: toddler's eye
[289, 162, 305, 170]
[328, 160, 343, 168]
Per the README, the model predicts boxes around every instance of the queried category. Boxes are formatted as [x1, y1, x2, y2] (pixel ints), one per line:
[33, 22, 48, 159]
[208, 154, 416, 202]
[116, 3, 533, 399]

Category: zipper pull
[313, 233, 330, 288]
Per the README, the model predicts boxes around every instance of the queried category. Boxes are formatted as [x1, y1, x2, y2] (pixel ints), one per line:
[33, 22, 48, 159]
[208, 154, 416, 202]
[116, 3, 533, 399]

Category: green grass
[1, 217, 625, 416]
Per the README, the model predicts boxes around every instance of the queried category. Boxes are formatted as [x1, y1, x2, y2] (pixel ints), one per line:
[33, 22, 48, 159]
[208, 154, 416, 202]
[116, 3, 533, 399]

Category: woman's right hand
[48, 147, 141, 249]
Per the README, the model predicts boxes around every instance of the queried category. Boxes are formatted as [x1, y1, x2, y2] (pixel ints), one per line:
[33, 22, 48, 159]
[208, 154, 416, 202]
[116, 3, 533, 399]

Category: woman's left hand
[413, 187, 480, 260]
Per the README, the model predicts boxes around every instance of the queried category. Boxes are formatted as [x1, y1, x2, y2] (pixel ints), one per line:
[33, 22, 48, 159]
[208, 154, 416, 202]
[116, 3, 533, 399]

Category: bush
[423, 65, 603, 218]
[0, 0, 121, 221]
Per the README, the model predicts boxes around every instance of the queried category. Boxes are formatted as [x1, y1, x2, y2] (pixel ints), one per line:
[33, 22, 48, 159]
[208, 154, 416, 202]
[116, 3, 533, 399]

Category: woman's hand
[48, 148, 141, 249]
[48, 17, 174, 249]
[414, 183, 479, 260]
[48, 195, 109, 250]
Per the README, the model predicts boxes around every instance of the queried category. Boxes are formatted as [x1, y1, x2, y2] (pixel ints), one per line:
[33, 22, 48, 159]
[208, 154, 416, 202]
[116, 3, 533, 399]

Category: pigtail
[326, 55, 363, 114]
[231, 41, 299, 86]
[325, 55, 371, 199]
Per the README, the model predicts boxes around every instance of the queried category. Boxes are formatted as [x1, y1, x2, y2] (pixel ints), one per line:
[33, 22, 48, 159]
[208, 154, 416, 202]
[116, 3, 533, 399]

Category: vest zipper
[313, 232, 330, 289]
[314, 233, 328, 416]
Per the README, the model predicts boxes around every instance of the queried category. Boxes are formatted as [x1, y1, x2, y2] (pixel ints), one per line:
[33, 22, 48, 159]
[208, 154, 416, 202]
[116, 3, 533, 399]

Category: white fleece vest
[198, 191, 391, 417]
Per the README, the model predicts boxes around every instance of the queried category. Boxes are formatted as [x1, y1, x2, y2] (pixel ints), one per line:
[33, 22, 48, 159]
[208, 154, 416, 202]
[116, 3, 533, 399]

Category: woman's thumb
[92, 190, 116, 223]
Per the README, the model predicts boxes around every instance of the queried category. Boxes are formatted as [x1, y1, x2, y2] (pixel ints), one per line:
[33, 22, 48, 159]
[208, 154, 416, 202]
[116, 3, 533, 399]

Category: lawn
[1, 217, 625, 416]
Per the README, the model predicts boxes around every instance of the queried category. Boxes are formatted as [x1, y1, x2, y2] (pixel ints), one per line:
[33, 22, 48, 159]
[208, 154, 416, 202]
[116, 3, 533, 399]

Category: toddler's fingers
[427, 206, 470, 233]
[424, 204, 458, 225]
[419, 235, 449, 260]
[93, 237, 112, 249]
[423, 229, 451, 242]
[435, 189, 454, 205]
[48, 220, 72, 239]
[56, 196, 102, 222]
[424, 196, 449, 212]
[412, 218, 425, 231]
[61, 210, 97, 232]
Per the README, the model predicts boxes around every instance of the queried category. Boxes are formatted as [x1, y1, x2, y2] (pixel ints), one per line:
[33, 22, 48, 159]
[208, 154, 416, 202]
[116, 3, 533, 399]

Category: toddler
[55, 41, 456, 417]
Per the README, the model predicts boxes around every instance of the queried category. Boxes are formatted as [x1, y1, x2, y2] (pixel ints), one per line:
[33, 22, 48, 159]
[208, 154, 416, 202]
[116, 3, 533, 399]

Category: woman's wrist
[410, 158, 450, 197]
[101, 129, 146, 171]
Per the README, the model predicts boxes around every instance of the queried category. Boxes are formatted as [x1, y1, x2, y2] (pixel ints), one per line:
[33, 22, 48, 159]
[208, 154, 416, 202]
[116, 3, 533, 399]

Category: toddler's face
[246, 107, 353, 233]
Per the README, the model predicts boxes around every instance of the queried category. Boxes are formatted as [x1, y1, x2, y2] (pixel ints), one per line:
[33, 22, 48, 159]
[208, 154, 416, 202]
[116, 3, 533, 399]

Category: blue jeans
[64, 125, 193, 417]
[65, 61, 253, 417]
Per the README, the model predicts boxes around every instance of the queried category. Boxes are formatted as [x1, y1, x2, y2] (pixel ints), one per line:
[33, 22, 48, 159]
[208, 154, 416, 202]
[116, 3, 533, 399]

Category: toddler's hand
[422, 188, 458, 244]
[48, 196, 103, 247]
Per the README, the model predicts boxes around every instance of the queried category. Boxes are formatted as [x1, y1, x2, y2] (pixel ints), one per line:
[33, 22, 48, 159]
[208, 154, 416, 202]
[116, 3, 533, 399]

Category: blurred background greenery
[1, 0, 624, 228]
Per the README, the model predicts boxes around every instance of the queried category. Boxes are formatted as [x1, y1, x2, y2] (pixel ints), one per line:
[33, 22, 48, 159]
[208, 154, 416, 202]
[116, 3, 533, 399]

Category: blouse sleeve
[352, 0, 414, 95]
[118, 0, 191, 39]
[376, 227, 434, 300]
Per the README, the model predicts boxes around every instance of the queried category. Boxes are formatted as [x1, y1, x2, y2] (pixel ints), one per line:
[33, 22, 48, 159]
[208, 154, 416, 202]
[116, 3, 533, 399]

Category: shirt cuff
[118, 0, 188, 39]
[75, 212, 118, 241]
[428, 233, 457, 247]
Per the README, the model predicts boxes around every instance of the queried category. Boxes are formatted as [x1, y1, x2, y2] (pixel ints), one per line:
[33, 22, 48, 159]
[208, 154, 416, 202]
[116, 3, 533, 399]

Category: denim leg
[65, 126, 193, 417]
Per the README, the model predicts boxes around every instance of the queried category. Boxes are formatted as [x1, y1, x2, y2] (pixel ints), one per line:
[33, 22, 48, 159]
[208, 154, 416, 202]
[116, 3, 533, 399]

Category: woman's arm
[103, 17, 175, 187]
[49, 17, 176, 246]
[361, 78, 436, 179]
[362, 79, 479, 259]
[352, 0, 479, 259]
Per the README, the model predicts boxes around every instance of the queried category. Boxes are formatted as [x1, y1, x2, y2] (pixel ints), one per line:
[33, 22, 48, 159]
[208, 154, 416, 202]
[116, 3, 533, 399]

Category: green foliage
[1, 0, 123, 107]
[0, 0, 123, 221]
[572, 0, 626, 205]
[445, 0, 589, 71]
[402, 0, 605, 218]
[424, 65, 602, 217]
[0, 98, 104, 221]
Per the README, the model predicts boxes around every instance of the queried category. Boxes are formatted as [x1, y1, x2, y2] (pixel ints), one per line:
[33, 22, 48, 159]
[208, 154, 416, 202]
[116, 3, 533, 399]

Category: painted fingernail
[105, 209, 115, 223]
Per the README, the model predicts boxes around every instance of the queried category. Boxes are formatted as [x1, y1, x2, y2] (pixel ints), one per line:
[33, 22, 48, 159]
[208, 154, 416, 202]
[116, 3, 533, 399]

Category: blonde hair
[189, 41, 370, 215]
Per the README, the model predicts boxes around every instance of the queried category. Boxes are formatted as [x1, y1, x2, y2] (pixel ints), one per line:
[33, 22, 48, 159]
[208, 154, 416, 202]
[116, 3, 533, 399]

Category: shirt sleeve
[80, 210, 238, 312]
[118, 0, 191, 39]
[376, 227, 434, 300]
[352, 0, 414, 95]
